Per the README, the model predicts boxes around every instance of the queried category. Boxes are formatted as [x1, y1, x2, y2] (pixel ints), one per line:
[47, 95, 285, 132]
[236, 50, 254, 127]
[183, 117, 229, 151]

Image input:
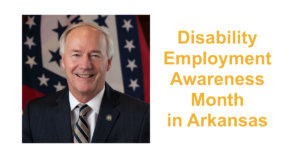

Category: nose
[79, 54, 92, 69]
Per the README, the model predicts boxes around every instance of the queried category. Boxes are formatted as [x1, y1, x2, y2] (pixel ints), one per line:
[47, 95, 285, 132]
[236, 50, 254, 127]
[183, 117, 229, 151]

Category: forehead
[65, 26, 106, 45]
[69, 25, 100, 35]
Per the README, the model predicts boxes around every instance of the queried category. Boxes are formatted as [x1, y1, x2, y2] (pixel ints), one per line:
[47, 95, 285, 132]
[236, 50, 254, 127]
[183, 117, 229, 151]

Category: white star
[24, 36, 36, 50]
[26, 16, 36, 29]
[126, 59, 138, 72]
[129, 78, 139, 92]
[122, 19, 133, 32]
[124, 40, 135, 53]
[53, 81, 65, 92]
[25, 55, 37, 69]
[38, 74, 50, 87]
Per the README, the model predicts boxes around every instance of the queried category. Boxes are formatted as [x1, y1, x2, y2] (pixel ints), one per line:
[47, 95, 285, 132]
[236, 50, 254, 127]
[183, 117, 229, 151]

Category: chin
[75, 86, 94, 94]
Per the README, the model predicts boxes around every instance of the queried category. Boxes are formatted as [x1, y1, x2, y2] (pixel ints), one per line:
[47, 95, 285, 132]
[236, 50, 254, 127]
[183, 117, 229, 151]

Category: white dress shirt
[69, 87, 105, 142]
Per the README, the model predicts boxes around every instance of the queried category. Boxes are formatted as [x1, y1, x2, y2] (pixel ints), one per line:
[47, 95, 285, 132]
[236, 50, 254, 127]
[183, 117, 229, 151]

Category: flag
[22, 15, 150, 110]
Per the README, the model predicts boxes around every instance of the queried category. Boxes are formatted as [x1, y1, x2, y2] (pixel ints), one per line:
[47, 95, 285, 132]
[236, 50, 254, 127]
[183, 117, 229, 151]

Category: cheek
[64, 59, 76, 72]
[96, 66, 105, 74]
[94, 61, 108, 72]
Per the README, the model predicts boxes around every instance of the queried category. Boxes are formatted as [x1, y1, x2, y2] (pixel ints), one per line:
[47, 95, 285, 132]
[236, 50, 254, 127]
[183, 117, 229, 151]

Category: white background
[1, 0, 300, 157]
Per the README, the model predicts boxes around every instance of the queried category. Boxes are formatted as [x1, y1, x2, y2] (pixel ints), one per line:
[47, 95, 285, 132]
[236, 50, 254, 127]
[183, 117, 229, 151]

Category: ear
[61, 55, 65, 69]
[106, 57, 113, 71]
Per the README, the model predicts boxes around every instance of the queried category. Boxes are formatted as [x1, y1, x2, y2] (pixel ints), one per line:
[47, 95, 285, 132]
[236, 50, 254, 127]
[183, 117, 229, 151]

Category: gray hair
[59, 22, 114, 58]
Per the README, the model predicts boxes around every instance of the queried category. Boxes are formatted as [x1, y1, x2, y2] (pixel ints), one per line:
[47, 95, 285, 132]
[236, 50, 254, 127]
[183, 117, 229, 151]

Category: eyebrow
[89, 50, 102, 54]
[71, 49, 102, 54]
[71, 49, 81, 53]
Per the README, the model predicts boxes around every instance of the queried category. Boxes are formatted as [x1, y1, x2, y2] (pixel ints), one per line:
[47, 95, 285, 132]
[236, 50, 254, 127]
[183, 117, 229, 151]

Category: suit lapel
[54, 89, 73, 142]
[92, 83, 120, 143]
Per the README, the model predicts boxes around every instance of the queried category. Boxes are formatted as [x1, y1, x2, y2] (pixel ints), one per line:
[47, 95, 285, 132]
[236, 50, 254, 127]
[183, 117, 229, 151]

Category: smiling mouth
[75, 74, 95, 78]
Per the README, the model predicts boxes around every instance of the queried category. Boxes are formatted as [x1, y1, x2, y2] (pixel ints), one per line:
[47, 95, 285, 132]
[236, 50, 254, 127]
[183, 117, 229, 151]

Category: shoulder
[106, 83, 149, 115]
[116, 90, 149, 110]
[114, 90, 149, 121]
[25, 89, 68, 111]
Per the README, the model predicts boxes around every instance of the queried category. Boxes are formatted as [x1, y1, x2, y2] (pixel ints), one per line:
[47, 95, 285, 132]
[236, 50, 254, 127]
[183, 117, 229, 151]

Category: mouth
[75, 74, 95, 78]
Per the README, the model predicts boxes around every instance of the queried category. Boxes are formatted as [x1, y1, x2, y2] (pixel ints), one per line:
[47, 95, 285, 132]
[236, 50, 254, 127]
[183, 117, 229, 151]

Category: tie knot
[78, 104, 91, 117]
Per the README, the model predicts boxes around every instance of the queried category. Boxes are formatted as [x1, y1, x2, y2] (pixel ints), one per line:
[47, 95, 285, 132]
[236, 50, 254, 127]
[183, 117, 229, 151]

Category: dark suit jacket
[22, 83, 150, 143]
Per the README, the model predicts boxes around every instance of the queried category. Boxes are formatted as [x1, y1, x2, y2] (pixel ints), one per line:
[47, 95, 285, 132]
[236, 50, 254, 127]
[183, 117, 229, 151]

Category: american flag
[22, 15, 150, 110]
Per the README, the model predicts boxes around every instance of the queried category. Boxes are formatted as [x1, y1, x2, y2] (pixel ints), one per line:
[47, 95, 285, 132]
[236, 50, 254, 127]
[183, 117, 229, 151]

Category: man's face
[62, 26, 112, 100]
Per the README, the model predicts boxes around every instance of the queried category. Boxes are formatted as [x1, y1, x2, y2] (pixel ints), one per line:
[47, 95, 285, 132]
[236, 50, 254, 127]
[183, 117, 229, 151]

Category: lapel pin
[106, 114, 112, 121]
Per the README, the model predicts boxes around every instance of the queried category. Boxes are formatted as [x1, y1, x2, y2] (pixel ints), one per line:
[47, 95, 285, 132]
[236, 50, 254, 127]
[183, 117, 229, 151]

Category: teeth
[76, 74, 92, 78]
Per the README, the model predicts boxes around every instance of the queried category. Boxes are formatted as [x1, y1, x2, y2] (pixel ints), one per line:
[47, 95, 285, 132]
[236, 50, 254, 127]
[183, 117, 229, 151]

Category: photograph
[22, 15, 150, 143]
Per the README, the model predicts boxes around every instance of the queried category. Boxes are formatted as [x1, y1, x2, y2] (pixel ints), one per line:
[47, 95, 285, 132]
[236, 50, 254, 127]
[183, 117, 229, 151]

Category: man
[22, 22, 150, 143]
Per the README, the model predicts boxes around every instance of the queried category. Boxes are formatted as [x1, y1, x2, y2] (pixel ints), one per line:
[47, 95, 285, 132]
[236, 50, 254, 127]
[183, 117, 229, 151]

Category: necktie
[73, 104, 91, 143]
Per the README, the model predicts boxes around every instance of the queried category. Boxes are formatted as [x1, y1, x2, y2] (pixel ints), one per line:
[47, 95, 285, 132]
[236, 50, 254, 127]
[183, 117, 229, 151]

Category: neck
[70, 89, 104, 103]
[73, 94, 95, 103]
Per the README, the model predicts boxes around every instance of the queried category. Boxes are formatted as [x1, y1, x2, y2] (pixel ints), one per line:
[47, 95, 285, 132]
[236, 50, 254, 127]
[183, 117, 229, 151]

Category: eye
[71, 49, 81, 57]
[91, 53, 101, 58]
[72, 53, 80, 57]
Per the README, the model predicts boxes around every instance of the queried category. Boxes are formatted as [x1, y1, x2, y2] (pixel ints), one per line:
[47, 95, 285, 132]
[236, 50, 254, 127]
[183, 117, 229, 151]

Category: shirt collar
[69, 86, 105, 115]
